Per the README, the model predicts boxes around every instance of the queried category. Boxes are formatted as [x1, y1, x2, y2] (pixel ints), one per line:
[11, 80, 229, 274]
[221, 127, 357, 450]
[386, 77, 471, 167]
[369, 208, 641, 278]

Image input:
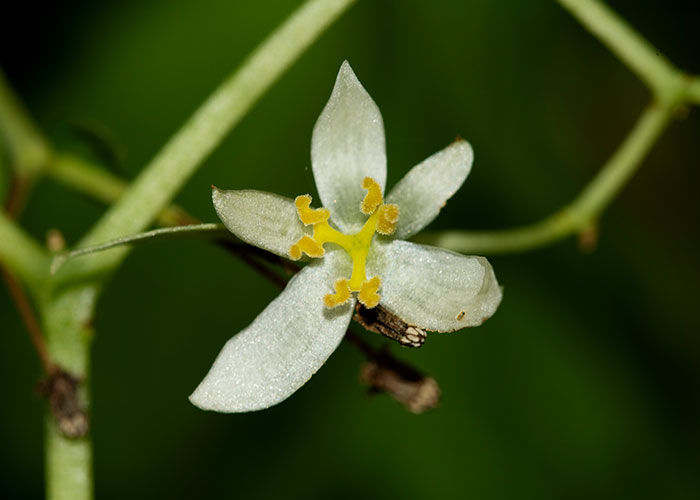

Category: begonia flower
[190, 61, 502, 412]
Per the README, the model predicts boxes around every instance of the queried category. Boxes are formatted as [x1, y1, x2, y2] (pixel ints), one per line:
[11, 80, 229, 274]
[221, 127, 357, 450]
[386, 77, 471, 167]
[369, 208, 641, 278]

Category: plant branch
[48, 154, 194, 227]
[0, 69, 51, 177]
[1, 267, 53, 373]
[0, 210, 48, 291]
[62, 0, 356, 282]
[417, 99, 673, 254]
[556, 0, 682, 96]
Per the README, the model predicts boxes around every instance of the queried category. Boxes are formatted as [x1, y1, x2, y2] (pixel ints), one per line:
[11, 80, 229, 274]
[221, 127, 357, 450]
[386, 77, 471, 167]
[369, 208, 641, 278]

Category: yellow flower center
[289, 177, 399, 309]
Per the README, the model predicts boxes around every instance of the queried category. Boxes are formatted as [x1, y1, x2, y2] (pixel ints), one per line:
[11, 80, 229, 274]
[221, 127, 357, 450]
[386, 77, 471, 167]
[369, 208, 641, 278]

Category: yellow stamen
[376, 203, 399, 235]
[295, 194, 330, 225]
[289, 235, 325, 260]
[323, 278, 351, 307]
[358, 276, 381, 308]
[288, 177, 401, 308]
[360, 177, 383, 215]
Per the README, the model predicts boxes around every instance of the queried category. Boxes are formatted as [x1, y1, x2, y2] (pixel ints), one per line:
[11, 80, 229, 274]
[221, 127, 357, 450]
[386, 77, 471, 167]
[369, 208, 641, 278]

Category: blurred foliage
[1, 0, 699, 499]
[0, 143, 7, 206]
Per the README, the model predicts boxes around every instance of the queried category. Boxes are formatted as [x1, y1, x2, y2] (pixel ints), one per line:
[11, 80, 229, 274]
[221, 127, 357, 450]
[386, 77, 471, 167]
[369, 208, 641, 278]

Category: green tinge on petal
[190, 251, 355, 413]
[212, 188, 304, 258]
[311, 61, 387, 233]
[368, 240, 502, 332]
[386, 139, 473, 240]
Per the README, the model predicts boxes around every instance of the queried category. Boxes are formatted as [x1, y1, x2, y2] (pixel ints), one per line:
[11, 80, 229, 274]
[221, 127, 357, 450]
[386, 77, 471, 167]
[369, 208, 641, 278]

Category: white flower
[190, 61, 502, 412]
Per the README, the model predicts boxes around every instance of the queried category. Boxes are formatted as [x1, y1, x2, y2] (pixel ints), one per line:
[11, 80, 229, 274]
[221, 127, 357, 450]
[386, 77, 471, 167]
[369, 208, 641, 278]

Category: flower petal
[311, 61, 387, 233]
[386, 139, 473, 240]
[368, 240, 501, 332]
[190, 250, 354, 412]
[212, 188, 305, 258]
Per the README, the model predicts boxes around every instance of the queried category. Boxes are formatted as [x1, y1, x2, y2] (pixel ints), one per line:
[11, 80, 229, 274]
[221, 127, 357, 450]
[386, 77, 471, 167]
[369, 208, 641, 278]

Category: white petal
[311, 61, 387, 233]
[212, 188, 305, 258]
[368, 240, 502, 332]
[386, 139, 473, 240]
[190, 250, 354, 412]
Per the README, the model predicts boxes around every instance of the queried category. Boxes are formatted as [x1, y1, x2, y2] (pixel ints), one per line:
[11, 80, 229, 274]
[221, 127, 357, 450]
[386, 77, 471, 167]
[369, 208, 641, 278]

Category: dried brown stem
[346, 330, 441, 413]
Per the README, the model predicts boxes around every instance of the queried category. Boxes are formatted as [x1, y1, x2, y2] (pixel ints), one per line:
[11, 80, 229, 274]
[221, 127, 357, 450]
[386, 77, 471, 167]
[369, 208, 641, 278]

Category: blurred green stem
[556, 0, 682, 96]
[419, 0, 695, 254]
[49, 154, 193, 227]
[0, 70, 51, 177]
[416, 100, 674, 253]
[0, 211, 48, 293]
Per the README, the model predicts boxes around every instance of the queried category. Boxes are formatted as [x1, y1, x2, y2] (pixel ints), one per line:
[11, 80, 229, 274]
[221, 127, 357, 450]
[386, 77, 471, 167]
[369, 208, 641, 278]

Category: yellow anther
[324, 278, 352, 308]
[376, 203, 400, 235]
[289, 235, 325, 260]
[360, 177, 383, 215]
[290, 179, 398, 308]
[358, 276, 381, 309]
[295, 194, 330, 225]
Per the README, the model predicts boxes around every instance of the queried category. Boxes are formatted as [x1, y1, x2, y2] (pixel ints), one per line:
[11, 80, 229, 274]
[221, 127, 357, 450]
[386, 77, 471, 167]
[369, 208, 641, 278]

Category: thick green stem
[556, 0, 682, 96]
[417, 99, 673, 254]
[42, 286, 98, 500]
[0, 69, 51, 176]
[0, 210, 48, 292]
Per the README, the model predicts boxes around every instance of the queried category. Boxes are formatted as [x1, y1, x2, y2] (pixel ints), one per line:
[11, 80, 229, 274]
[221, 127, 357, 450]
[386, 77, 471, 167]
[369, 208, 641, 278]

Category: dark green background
[1, 1, 699, 498]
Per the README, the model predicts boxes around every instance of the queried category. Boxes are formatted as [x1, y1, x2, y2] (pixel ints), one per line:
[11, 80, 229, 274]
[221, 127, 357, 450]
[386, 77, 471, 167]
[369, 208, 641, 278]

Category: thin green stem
[50, 154, 125, 207]
[0, 210, 48, 291]
[51, 223, 226, 274]
[49, 154, 193, 226]
[0, 69, 51, 176]
[70, 0, 356, 276]
[556, 0, 682, 96]
[417, 100, 673, 254]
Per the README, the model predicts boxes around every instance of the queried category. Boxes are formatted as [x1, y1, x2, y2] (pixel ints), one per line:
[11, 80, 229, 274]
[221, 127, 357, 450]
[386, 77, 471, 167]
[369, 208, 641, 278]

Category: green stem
[74, 0, 356, 267]
[556, 0, 682, 96]
[0, 210, 48, 291]
[0, 69, 51, 176]
[42, 286, 98, 500]
[50, 154, 125, 207]
[49, 154, 193, 227]
[45, 422, 92, 500]
[417, 99, 673, 254]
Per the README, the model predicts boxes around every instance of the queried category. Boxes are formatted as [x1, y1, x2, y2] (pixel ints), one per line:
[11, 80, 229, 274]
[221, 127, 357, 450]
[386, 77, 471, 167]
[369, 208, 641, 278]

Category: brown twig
[1, 266, 54, 374]
[2, 168, 54, 374]
[346, 330, 441, 413]
[4, 174, 33, 217]
[215, 238, 295, 290]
